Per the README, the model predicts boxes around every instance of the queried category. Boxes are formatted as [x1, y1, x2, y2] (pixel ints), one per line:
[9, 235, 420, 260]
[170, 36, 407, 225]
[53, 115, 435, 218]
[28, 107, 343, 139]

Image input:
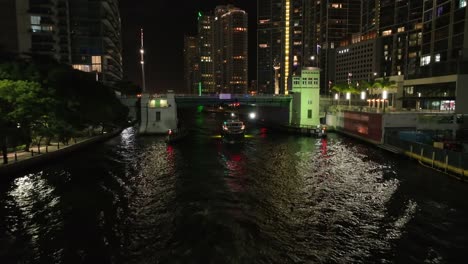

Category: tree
[332, 82, 364, 105]
[0, 80, 55, 153]
[371, 77, 397, 96]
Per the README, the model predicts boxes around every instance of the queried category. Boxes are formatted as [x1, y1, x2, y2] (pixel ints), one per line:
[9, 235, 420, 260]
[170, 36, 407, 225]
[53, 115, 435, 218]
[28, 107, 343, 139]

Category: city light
[382, 90, 388, 99]
[361, 91, 366, 100]
[249, 112, 256, 119]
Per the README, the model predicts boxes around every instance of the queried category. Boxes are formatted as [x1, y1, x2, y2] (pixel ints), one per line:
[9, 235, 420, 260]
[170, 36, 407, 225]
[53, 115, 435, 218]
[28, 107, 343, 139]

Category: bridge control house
[290, 67, 321, 128]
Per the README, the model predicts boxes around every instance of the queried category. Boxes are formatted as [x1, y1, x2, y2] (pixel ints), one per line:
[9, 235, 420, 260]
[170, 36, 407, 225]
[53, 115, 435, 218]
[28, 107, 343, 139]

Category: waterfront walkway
[1, 137, 90, 166]
[0, 129, 123, 176]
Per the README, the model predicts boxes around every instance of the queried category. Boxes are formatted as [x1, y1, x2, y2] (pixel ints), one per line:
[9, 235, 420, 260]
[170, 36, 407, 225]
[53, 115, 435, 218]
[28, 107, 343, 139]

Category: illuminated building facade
[0, 0, 123, 86]
[257, 0, 361, 95]
[197, 12, 216, 94]
[403, 0, 468, 113]
[257, 0, 283, 94]
[257, 0, 303, 95]
[196, 6, 248, 94]
[309, 0, 362, 93]
[214, 5, 248, 94]
[335, 0, 468, 113]
[0, 0, 65, 61]
[69, 0, 123, 86]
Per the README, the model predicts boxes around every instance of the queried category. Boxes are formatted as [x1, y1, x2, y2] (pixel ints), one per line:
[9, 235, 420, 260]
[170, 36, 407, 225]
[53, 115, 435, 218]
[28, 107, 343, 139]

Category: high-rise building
[334, 0, 468, 114]
[402, 0, 468, 113]
[257, 0, 283, 94]
[0, 0, 122, 86]
[196, 5, 248, 94]
[69, 0, 123, 86]
[0, 0, 64, 61]
[310, 0, 362, 93]
[257, 0, 361, 94]
[214, 5, 248, 94]
[197, 12, 216, 94]
[183, 35, 199, 94]
[257, 0, 303, 95]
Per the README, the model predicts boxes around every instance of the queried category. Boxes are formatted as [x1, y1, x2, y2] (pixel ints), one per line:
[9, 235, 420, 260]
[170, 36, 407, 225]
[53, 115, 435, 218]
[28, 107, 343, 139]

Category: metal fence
[385, 134, 468, 171]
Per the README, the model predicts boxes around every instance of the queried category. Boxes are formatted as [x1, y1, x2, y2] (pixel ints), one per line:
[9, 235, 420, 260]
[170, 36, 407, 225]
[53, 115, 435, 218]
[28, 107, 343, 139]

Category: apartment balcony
[32, 34, 55, 43]
[31, 43, 57, 53]
[102, 33, 120, 47]
[101, 0, 120, 19]
[28, 7, 56, 15]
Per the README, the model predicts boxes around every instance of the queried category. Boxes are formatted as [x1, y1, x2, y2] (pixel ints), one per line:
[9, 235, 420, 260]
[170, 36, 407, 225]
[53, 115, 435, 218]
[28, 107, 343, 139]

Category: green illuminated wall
[290, 68, 321, 126]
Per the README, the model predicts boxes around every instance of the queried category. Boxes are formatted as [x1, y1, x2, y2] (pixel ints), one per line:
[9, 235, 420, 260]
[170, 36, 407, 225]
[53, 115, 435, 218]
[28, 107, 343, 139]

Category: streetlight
[273, 60, 280, 95]
[382, 90, 388, 112]
[361, 91, 366, 100]
[140, 28, 146, 93]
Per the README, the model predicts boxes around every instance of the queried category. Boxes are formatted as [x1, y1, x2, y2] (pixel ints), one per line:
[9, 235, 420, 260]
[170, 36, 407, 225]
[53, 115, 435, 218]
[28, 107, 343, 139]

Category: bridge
[120, 91, 325, 134]
[173, 94, 292, 107]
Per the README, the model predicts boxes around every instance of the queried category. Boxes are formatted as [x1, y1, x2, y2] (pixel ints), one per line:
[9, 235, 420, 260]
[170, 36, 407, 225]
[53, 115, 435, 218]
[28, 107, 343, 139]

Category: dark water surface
[1, 111, 468, 264]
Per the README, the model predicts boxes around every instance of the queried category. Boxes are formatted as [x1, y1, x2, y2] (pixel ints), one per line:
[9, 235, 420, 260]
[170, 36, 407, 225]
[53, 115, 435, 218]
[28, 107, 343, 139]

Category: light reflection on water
[1, 115, 468, 263]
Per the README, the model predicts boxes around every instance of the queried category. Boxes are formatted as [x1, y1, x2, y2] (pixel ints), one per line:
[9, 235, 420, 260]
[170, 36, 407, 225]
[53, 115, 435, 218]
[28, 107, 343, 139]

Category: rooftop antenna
[140, 28, 146, 93]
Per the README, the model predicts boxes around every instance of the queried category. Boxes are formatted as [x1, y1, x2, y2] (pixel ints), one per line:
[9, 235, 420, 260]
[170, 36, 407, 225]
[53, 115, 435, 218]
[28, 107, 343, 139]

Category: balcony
[28, 7, 55, 15]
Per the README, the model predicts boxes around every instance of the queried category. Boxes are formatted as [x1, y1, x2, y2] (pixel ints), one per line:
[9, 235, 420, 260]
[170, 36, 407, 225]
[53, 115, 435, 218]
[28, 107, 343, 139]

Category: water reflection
[1, 113, 468, 263]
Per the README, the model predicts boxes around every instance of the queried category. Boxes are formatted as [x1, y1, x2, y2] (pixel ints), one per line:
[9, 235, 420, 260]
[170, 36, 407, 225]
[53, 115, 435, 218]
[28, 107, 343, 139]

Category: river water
[1, 110, 468, 264]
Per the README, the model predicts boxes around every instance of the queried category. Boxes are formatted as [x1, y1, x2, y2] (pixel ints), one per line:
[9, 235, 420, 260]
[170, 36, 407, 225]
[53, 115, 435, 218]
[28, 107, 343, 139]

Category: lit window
[31, 16, 41, 25]
[31, 25, 41, 32]
[382, 30, 392, 36]
[460, 0, 467, 8]
[91, 56, 102, 72]
[421, 55, 431, 66]
[435, 54, 441, 62]
[398, 27, 405, 32]
[331, 3, 342, 8]
[160, 99, 168, 107]
[72, 64, 91, 72]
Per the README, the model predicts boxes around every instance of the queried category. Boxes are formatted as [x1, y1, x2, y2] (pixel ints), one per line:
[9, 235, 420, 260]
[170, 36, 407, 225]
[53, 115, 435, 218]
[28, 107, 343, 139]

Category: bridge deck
[174, 94, 292, 107]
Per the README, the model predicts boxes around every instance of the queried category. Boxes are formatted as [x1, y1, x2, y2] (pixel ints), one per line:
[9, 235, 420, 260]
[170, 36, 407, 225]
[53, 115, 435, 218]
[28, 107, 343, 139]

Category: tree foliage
[0, 57, 129, 162]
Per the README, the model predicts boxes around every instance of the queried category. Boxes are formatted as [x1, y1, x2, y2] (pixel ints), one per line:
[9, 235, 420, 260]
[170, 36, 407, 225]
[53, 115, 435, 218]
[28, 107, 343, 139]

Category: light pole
[273, 61, 280, 95]
[382, 90, 388, 112]
[140, 28, 146, 93]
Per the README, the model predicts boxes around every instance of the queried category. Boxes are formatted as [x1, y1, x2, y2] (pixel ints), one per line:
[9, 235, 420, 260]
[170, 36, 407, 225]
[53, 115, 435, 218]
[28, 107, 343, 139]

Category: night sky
[119, 0, 257, 93]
